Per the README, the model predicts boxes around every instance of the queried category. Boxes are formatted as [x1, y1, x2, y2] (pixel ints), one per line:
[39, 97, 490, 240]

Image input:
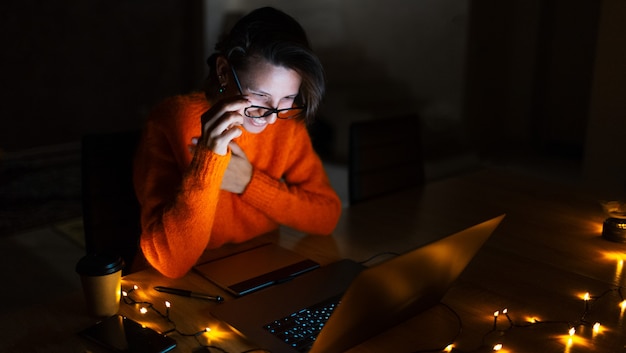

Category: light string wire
[412, 286, 626, 353]
[122, 285, 270, 353]
[122, 281, 626, 353]
[408, 302, 463, 353]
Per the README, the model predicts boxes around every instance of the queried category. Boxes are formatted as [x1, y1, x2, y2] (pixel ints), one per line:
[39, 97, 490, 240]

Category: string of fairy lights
[121, 282, 626, 353]
[419, 287, 626, 353]
[121, 285, 270, 353]
[474, 287, 626, 353]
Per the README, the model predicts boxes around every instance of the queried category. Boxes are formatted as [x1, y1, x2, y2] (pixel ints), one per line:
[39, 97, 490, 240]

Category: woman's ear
[215, 56, 230, 85]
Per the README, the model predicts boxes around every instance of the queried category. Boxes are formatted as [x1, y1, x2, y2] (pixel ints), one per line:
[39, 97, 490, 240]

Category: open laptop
[211, 214, 505, 353]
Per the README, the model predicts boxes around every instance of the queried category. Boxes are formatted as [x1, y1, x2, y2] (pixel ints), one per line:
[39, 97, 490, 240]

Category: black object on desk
[154, 286, 224, 303]
[79, 314, 176, 353]
[193, 243, 320, 296]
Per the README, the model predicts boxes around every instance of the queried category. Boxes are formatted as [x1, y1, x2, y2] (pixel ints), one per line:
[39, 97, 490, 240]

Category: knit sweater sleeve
[239, 121, 342, 235]
[133, 95, 229, 278]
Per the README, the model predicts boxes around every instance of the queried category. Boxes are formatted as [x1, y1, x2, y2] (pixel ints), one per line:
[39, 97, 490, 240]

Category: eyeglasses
[230, 65, 305, 120]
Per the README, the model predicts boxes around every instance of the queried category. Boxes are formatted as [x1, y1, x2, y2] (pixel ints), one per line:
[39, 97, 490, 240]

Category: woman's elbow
[140, 238, 192, 279]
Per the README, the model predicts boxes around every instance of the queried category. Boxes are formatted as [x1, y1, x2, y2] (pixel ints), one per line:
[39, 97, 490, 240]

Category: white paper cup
[76, 254, 124, 318]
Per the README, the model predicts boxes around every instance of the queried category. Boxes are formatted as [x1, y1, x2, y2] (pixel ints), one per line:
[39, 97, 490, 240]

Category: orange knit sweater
[133, 92, 342, 278]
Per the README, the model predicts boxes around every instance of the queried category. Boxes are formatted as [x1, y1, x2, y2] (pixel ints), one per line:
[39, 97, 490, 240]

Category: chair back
[348, 115, 424, 204]
[81, 130, 141, 274]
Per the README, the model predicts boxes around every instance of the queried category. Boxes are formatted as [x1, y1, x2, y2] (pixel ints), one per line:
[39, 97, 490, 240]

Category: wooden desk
[114, 168, 626, 353]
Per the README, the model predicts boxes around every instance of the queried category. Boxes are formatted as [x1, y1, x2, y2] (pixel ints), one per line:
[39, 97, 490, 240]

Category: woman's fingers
[201, 111, 244, 155]
[210, 126, 242, 155]
[201, 96, 249, 129]
[196, 96, 249, 155]
[204, 110, 244, 137]
[228, 141, 247, 158]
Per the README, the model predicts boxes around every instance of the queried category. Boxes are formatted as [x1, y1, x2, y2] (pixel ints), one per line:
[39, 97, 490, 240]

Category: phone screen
[79, 315, 176, 353]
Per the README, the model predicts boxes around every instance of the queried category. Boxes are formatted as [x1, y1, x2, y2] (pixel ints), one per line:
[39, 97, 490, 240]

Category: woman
[133, 7, 342, 278]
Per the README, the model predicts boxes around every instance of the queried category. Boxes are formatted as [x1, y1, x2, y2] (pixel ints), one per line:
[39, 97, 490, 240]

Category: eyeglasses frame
[229, 64, 305, 120]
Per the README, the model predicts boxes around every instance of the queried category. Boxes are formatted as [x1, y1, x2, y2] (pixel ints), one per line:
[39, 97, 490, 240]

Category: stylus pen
[154, 286, 224, 303]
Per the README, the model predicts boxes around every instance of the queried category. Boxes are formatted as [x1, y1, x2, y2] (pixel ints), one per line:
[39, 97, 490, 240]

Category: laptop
[211, 214, 505, 353]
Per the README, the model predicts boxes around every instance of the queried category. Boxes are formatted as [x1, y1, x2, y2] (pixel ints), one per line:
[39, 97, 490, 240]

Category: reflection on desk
[114, 168, 626, 353]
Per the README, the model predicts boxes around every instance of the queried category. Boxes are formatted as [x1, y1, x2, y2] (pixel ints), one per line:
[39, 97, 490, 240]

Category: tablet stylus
[154, 286, 224, 303]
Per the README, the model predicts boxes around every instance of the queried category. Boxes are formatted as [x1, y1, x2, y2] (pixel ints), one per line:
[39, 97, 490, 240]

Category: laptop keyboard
[263, 296, 340, 352]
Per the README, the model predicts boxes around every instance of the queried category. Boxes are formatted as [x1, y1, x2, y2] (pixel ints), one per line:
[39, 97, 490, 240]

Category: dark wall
[582, 0, 626, 197]
[1, 0, 205, 151]
[464, 0, 601, 162]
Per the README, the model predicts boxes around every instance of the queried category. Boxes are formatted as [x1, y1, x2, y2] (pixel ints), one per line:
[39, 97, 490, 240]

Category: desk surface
[12, 167, 626, 353]
[118, 168, 626, 353]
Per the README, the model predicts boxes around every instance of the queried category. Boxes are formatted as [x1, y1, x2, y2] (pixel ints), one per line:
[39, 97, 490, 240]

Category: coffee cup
[76, 253, 125, 318]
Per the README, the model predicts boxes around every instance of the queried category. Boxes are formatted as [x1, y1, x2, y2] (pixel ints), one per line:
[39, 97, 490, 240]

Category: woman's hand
[198, 96, 250, 155]
[221, 142, 252, 194]
[187, 96, 253, 194]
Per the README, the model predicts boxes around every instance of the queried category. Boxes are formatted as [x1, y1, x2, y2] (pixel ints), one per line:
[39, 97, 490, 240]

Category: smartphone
[79, 314, 177, 353]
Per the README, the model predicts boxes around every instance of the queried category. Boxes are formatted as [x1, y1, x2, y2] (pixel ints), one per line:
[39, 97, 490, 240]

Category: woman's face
[232, 59, 302, 134]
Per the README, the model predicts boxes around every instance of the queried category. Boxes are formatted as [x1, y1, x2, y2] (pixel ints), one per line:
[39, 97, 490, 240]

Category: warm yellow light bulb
[134, 285, 139, 290]
[569, 327, 576, 336]
[621, 300, 626, 309]
[583, 292, 590, 301]
[525, 315, 539, 323]
[122, 290, 128, 297]
[165, 301, 171, 308]
[444, 344, 453, 352]
[493, 343, 503, 351]
[494, 310, 499, 317]
[140, 307, 148, 314]
[593, 322, 601, 333]
[502, 308, 508, 314]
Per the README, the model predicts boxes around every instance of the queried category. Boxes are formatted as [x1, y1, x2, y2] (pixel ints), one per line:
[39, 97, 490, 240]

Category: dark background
[1, 0, 205, 149]
[1, 0, 625, 235]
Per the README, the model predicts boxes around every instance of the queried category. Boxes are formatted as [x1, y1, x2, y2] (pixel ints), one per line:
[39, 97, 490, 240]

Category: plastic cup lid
[76, 253, 125, 276]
